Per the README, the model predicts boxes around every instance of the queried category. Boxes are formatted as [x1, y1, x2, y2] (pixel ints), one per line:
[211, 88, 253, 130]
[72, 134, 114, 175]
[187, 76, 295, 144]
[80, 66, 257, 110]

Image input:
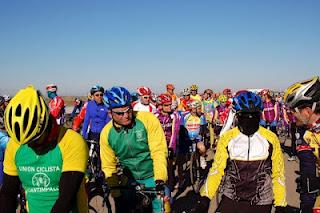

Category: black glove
[168, 148, 175, 160]
[275, 206, 286, 213]
[106, 173, 128, 198]
[191, 196, 210, 213]
[155, 180, 165, 192]
[295, 171, 320, 194]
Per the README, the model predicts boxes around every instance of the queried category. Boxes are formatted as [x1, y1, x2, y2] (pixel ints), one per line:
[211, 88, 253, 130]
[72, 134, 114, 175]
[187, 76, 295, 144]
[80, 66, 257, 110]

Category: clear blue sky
[0, 0, 319, 95]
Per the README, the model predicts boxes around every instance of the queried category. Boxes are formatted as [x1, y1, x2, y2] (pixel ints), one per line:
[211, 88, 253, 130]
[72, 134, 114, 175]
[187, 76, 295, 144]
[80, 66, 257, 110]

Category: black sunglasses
[112, 108, 133, 116]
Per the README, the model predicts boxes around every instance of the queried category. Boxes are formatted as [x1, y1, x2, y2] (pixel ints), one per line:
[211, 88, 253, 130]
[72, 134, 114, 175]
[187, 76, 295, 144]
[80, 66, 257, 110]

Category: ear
[108, 110, 112, 118]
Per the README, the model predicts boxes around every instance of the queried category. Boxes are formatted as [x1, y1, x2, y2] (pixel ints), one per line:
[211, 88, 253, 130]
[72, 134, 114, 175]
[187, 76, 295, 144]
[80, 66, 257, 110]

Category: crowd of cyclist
[0, 76, 319, 213]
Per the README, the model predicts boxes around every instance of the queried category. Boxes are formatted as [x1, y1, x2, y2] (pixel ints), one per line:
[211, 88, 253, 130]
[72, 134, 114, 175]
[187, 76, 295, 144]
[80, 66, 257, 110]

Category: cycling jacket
[48, 96, 65, 125]
[262, 101, 279, 123]
[3, 127, 89, 213]
[154, 111, 181, 152]
[132, 101, 156, 113]
[181, 112, 206, 140]
[100, 111, 168, 181]
[82, 100, 110, 139]
[73, 101, 88, 131]
[200, 126, 287, 207]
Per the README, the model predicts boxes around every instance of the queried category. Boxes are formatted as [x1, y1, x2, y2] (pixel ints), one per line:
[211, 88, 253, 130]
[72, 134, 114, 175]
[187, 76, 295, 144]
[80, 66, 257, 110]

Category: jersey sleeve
[100, 124, 117, 178]
[268, 131, 287, 206]
[3, 140, 20, 176]
[200, 132, 230, 199]
[59, 130, 88, 173]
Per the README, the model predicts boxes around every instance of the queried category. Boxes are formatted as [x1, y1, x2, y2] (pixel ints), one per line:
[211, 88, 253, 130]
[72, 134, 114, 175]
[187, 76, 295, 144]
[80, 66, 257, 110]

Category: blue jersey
[0, 131, 9, 185]
[81, 100, 111, 139]
[181, 113, 206, 140]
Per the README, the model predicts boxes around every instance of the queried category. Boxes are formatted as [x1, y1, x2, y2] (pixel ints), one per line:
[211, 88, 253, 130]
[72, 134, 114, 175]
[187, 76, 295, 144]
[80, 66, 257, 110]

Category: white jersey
[132, 101, 157, 113]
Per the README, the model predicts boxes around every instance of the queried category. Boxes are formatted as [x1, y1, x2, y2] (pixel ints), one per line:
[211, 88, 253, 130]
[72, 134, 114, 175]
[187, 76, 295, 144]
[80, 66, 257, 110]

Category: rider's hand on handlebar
[191, 195, 210, 213]
[155, 180, 165, 192]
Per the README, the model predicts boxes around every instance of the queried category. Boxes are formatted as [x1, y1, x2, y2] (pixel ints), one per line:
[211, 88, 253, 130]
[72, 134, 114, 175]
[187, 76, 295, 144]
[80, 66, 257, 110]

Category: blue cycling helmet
[103, 86, 132, 109]
[90, 85, 104, 95]
[233, 91, 263, 113]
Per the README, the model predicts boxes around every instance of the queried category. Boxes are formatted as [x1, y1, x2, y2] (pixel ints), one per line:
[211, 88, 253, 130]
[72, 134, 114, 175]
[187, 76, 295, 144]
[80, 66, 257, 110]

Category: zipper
[126, 130, 141, 180]
[247, 136, 250, 161]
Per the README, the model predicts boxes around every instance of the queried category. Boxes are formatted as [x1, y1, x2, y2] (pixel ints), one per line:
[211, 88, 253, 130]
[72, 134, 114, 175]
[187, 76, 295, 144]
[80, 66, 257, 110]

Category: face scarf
[47, 91, 57, 99]
[237, 112, 261, 136]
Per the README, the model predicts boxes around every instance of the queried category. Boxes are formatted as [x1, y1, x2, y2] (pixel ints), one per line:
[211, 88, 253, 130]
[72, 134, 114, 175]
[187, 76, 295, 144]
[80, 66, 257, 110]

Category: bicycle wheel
[189, 152, 201, 193]
[87, 181, 112, 213]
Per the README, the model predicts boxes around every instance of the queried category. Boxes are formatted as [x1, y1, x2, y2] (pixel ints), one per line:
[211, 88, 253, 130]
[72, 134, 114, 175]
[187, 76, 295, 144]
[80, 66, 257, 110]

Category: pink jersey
[262, 101, 279, 123]
[154, 111, 181, 152]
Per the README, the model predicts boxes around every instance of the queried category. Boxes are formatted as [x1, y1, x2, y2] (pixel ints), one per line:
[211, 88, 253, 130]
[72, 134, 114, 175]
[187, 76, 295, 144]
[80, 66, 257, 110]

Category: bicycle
[109, 182, 167, 213]
[85, 140, 112, 213]
[189, 135, 213, 193]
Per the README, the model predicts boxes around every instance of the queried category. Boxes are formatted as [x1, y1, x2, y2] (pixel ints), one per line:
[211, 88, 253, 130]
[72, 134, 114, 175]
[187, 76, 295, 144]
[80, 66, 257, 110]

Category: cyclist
[214, 94, 231, 136]
[190, 84, 202, 102]
[197, 91, 287, 213]
[101, 86, 168, 213]
[155, 93, 181, 191]
[177, 88, 192, 114]
[284, 76, 320, 213]
[177, 100, 208, 188]
[0, 96, 5, 130]
[46, 84, 66, 126]
[70, 97, 83, 120]
[81, 85, 110, 142]
[2, 95, 10, 108]
[132, 86, 157, 113]
[165, 84, 179, 107]
[260, 89, 280, 135]
[72, 93, 92, 132]
[202, 89, 217, 144]
[0, 131, 9, 188]
[0, 85, 88, 212]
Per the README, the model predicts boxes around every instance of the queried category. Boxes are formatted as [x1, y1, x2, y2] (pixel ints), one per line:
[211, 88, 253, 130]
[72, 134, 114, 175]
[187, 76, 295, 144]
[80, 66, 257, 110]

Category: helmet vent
[8, 107, 13, 128]
[14, 122, 20, 142]
[23, 109, 29, 131]
[37, 110, 47, 135]
[27, 106, 38, 138]
[16, 104, 22, 116]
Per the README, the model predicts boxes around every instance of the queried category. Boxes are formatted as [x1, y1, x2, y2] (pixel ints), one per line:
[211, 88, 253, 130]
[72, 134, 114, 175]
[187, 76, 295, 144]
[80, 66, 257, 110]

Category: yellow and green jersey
[4, 128, 88, 213]
[100, 111, 168, 181]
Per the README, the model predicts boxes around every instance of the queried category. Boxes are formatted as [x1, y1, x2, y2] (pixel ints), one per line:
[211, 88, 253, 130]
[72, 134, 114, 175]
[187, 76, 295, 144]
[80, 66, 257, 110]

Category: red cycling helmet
[158, 93, 172, 105]
[137, 86, 152, 96]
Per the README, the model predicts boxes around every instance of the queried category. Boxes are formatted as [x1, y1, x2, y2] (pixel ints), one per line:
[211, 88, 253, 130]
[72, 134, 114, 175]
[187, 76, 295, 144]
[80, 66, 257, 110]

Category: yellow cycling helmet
[218, 94, 228, 103]
[5, 85, 49, 144]
[190, 84, 198, 91]
[284, 76, 320, 109]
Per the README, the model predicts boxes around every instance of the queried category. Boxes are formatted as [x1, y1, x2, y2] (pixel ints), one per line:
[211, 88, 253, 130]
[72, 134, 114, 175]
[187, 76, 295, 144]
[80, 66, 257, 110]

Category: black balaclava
[237, 112, 261, 136]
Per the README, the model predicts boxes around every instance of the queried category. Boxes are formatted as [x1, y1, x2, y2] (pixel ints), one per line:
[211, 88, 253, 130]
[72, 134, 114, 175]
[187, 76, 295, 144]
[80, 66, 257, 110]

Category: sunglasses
[94, 93, 103, 97]
[142, 96, 150, 99]
[163, 104, 172, 107]
[112, 108, 133, 116]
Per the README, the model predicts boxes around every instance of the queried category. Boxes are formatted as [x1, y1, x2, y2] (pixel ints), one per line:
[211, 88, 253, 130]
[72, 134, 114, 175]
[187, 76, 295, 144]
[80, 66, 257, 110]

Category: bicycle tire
[189, 152, 201, 193]
[87, 182, 112, 213]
